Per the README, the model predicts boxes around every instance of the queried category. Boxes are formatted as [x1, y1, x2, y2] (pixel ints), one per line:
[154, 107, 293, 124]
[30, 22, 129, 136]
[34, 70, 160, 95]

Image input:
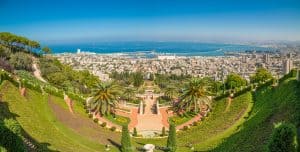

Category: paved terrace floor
[135, 95, 166, 132]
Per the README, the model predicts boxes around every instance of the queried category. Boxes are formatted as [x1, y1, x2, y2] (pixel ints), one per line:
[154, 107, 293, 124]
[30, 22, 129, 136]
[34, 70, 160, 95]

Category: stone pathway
[176, 114, 202, 130]
[135, 95, 165, 132]
[64, 94, 74, 114]
[225, 97, 232, 112]
[32, 57, 47, 83]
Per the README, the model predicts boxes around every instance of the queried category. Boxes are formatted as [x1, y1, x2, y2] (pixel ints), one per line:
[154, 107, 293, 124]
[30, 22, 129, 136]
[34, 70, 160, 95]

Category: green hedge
[279, 69, 297, 83]
[0, 119, 26, 152]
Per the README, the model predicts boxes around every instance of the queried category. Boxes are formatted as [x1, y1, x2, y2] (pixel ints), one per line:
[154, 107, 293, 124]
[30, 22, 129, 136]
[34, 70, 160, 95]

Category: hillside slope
[0, 81, 118, 152]
[213, 78, 300, 151]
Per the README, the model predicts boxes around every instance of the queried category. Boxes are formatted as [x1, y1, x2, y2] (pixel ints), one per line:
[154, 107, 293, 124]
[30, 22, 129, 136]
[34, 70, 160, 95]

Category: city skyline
[1, 0, 300, 44]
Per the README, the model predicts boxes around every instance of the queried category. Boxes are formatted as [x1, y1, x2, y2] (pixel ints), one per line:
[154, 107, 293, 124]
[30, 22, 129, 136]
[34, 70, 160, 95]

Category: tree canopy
[250, 68, 273, 83]
[42, 46, 52, 54]
[0, 32, 40, 53]
[225, 73, 247, 90]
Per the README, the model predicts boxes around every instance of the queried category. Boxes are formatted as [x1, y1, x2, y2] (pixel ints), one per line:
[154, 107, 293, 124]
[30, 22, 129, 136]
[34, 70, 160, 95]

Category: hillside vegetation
[0, 81, 118, 152]
[213, 78, 300, 151]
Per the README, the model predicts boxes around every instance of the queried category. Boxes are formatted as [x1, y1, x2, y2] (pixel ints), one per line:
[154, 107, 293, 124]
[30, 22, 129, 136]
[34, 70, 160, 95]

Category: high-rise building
[241, 55, 247, 63]
[263, 54, 270, 63]
[282, 59, 293, 74]
[287, 52, 293, 59]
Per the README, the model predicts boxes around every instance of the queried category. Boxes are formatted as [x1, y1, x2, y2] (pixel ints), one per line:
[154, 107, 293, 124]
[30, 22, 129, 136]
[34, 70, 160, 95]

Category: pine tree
[167, 124, 177, 152]
[121, 125, 132, 152]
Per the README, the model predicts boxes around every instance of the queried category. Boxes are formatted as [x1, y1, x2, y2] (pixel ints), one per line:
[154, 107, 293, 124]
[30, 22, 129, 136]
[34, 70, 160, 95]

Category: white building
[283, 59, 293, 74]
[157, 55, 176, 60]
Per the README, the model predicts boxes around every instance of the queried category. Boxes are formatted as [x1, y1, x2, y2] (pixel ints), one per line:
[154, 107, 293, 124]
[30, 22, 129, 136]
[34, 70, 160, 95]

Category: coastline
[49, 42, 275, 57]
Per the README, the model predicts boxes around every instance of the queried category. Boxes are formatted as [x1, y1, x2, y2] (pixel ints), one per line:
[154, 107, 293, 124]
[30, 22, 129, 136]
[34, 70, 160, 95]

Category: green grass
[134, 92, 252, 151]
[49, 94, 88, 117]
[212, 78, 300, 152]
[0, 81, 118, 152]
[168, 112, 197, 126]
[104, 114, 130, 126]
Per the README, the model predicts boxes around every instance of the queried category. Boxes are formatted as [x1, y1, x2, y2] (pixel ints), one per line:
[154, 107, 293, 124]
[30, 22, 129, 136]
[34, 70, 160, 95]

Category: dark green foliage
[192, 121, 198, 126]
[279, 69, 297, 83]
[21, 79, 42, 93]
[133, 127, 137, 136]
[268, 123, 297, 152]
[250, 68, 273, 83]
[154, 73, 189, 89]
[121, 125, 132, 152]
[0, 32, 40, 54]
[132, 72, 144, 87]
[213, 76, 299, 151]
[161, 127, 166, 136]
[110, 126, 116, 131]
[110, 71, 144, 87]
[42, 46, 51, 54]
[0, 58, 14, 72]
[0, 120, 26, 152]
[39, 57, 100, 94]
[183, 126, 189, 131]
[101, 122, 107, 127]
[9, 52, 33, 71]
[93, 118, 99, 123]
[4, 119, 22, 135]
[167, 123, 177, 152]
[225, 73, 247, 89]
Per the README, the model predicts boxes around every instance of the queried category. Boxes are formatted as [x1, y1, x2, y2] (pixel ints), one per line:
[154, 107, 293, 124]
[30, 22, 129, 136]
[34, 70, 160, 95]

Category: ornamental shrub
[110, 126, 116, 132]
[101, 122, 107, 127]
[133, 127, 137, 136]
[121, 125, 132, 152]
[268, 122, 298, 152]
[161, 127, 166, 136]
[167, 123, 177, 152]
[0, 121, 25, 151]
[93, 118, 98, 123]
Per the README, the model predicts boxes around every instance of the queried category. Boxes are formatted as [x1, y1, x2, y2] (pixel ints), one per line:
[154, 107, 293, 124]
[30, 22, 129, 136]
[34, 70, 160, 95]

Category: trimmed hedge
[0, 119, 26, 152]
[268, 123, 298, 152]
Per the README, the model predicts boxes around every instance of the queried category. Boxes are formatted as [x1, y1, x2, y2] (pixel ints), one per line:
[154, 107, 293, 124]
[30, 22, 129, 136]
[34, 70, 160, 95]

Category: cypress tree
[167, 123, 177, 152]
[161, 127, 166, 136]
[133, 127, 137, 137]
[268, 123, 297, 152]
[121, 125, 132, 152]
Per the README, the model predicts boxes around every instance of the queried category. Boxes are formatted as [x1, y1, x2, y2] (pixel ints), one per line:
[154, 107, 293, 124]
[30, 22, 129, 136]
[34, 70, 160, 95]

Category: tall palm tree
[91, 82, 121, 116]
[164, 85, 179, 100]
[178, 78, 211, 113]
[123, 87, 136, 101]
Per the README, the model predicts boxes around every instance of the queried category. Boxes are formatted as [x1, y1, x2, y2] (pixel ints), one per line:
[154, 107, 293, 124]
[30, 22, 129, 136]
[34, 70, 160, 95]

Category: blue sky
[1, 0, 300, 43]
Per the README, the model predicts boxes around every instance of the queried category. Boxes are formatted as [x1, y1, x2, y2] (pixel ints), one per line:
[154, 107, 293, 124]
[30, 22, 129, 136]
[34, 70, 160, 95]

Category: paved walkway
[32, 57, 47, 83]
[135, 95, 165, 132]
[176, 114, 202, 130]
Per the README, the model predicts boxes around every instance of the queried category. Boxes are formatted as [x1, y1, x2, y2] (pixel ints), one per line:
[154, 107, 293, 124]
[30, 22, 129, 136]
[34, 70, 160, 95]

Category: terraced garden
[0, 81, 120, 152]
[1, 69, 299, 152]
[135, 91, 253, 151]
[213, 78, 300, 151]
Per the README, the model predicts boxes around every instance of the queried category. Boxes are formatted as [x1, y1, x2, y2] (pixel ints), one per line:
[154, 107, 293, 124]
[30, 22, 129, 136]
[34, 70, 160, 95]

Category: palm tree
[123, 87, 136, 101]
[178, 78, 211, 113]
[164, 85, 179, 100]
[91, 82, 121, 116]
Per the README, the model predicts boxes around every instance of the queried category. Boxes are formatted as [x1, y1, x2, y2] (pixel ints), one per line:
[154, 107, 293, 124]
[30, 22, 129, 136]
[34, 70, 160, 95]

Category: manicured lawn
[0, 81, 118, 152]
[168, 112, 197, 126]
[212, 78, 300, 152]
[134, 92, 252, 151]
[104, 114, 130, 126]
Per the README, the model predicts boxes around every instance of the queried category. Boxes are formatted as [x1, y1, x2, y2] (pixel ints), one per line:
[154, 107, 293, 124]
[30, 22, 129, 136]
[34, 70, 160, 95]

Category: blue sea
[49, 42, 275, 56]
